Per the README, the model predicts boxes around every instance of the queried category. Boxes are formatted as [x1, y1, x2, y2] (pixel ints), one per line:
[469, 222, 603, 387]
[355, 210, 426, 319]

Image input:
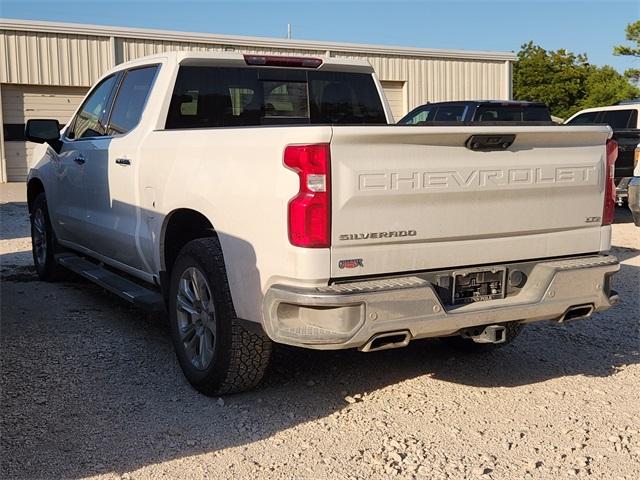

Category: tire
[30, 193, 67, 281]
[168, 237, 272, 395]
[440, 322, 523, 353]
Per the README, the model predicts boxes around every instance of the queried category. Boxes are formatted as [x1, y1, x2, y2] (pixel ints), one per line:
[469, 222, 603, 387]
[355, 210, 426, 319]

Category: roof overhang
[0, 18, 517, 62]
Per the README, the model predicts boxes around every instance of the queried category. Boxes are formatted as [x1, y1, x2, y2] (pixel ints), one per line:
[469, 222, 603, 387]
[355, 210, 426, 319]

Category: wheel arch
[27, 177, 45, 213]
[160, 208, 217, 275]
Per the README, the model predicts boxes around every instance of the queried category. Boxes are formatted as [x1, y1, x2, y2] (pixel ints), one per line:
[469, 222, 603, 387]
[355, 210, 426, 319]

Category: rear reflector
[244, 55, 323, 68]
[284, 144, 331, 248]
[602, 139, 618, 225]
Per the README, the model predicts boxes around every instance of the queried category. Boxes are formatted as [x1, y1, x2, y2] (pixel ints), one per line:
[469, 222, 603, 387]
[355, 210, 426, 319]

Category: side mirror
[25, 119, 62, 152]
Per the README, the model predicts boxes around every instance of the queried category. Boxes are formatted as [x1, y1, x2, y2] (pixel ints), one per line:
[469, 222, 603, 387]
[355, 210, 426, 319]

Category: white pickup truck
[26, 52, 620, 395]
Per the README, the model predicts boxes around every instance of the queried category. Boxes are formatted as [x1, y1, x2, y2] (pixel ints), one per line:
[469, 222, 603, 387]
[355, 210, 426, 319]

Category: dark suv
[398, 100, 553, 125]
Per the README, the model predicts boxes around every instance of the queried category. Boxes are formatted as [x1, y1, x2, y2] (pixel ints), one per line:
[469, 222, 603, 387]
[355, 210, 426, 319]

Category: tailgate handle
[466, 134, 515, 151]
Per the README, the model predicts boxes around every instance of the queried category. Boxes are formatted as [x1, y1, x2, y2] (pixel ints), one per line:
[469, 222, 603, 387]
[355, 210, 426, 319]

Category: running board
[56, 253, 166, 312]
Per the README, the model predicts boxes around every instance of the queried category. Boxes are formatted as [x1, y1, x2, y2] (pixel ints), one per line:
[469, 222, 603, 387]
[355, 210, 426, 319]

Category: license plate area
[452, 267, 506, 305]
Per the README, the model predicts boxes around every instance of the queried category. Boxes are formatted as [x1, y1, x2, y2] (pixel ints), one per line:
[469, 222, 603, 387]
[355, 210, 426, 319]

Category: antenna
[287, 23, 292, 40]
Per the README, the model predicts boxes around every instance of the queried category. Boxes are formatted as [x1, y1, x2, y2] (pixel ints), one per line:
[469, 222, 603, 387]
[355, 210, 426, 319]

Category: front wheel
[168, 237, 272, 395]
[30, 193, 67, 281]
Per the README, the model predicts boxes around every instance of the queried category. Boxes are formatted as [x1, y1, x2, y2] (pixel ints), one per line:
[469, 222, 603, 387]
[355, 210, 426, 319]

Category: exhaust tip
[560, 304, 594, 322]
[360, 330, 411, 353]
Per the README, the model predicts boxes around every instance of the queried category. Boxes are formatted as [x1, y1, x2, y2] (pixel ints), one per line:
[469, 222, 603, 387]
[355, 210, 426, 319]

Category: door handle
[73, 155, 85, 165]
[115, 158, 131, 166]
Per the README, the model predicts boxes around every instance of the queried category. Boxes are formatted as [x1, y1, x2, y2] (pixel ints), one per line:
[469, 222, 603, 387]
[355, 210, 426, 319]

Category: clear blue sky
[1, 0, 638, 73]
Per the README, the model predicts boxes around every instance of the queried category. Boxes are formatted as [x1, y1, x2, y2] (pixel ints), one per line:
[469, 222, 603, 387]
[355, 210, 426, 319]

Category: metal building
[0, 18, 516, 182]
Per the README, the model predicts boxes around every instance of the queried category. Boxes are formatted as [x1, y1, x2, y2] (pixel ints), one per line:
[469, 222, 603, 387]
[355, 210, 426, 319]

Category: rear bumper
[262, 255, 620, 350]
[629, 177, 640, 226]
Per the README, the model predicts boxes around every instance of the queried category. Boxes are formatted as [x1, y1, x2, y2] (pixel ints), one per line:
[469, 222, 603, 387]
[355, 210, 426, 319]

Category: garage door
[2, 84, 88, 181]
[380, 81, 406, 122]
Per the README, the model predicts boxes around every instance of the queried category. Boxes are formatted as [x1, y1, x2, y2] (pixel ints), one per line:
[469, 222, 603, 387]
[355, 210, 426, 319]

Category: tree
[613, 20, 640, 83]
[514, 41, 639, 119]
[579, 65, 638, 110]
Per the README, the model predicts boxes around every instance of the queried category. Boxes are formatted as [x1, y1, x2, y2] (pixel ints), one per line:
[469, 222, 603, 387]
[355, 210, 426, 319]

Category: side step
[56, 253, 166, 312]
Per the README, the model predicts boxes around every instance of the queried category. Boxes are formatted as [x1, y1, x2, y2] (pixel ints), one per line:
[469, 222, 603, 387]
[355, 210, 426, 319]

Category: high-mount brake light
[602, 139, 618, 226]
[284, 144, 331, 248]
[243, 55, 323, 68]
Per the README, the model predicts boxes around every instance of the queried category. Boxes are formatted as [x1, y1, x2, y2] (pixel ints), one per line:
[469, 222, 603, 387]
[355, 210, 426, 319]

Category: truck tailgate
[330, 125, 612, 278]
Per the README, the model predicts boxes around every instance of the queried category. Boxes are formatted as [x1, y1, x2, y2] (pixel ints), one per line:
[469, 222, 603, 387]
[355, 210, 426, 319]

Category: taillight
[602, 139, 618, 225]
[634, 146, 639, 171]
[284, 144, 331, 248]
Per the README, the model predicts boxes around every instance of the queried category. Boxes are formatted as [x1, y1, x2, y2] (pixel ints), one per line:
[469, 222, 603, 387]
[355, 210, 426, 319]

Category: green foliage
[613, 20, 640, 82]
[514, 41, 639, 119]
[580, 66, 639, 109]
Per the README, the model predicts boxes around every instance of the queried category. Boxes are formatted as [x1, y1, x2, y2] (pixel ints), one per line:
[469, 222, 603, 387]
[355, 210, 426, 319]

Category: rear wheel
[30, 193, 67, 281]
[440, 322, 523, 353]
[168, 237, 272, 395]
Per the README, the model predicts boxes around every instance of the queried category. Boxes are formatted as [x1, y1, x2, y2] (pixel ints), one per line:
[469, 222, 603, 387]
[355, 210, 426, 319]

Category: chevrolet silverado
[25, 52, 620, 395]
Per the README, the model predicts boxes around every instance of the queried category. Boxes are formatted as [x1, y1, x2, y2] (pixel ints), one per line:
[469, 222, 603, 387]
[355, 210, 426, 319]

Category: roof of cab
[106, 51, 375, 75]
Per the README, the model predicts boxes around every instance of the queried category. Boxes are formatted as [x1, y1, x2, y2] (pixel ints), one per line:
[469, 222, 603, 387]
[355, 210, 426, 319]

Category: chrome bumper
[262, 255, 619, 350]
[629, 177, 640, 227]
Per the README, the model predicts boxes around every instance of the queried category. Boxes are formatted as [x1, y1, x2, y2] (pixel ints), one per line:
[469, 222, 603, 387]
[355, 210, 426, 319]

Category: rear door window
[600, 109, 636, 129]
[165, 66, 386, 128]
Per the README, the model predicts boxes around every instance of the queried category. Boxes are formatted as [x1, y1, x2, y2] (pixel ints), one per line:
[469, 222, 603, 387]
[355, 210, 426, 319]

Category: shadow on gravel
[613, 204, 634, 225]
[0, 201, 29, 241]
[2, 248, 639, 480]
[1, 205, 638, 479]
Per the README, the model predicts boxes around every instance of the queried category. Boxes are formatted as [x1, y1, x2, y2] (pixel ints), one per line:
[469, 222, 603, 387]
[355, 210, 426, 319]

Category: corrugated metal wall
[0, 22, 512, 181]
[335, 53, 507, 107]
[116, 39, 508, 108]
[0, 30, 509, 106]
[117, 38, 327, 62]
[0, 30, 113, 86]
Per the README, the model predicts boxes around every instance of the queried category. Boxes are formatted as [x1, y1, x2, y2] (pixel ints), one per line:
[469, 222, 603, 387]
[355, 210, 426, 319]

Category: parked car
[398, 100, 553, 125]
[25, 52, 619, 395]
[565, 104, 640, 205]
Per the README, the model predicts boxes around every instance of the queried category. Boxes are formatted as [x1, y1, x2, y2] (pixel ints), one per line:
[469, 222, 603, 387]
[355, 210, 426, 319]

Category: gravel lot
[1, 183, 638, 480]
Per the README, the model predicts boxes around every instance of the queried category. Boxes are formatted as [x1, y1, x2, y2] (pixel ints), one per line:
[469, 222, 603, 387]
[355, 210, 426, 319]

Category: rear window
[165, 66, 387, 128]
[474, 105, 551, 122]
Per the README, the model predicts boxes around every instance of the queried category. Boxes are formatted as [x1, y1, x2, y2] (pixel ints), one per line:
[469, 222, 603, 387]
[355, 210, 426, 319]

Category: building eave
[0, 18, 517, 62]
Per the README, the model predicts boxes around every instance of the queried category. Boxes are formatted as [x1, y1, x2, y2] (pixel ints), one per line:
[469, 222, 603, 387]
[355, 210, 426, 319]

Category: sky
[1, 0, 638, 74]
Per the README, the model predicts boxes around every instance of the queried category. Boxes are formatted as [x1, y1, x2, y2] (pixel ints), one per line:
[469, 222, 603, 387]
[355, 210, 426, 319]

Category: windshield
[166, 66, 387, 128]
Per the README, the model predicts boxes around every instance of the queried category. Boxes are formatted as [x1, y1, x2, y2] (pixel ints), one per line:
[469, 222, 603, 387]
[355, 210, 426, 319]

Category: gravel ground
[1, 183, 639, 480]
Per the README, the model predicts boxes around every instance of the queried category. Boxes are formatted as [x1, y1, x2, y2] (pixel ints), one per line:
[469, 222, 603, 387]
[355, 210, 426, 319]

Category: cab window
[107, 66, 159, 135]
